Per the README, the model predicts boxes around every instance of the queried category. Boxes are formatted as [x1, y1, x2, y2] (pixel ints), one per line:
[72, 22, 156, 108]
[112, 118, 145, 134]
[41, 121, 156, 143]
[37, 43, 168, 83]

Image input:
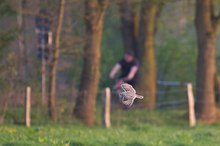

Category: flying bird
[118, 83, 144, 107]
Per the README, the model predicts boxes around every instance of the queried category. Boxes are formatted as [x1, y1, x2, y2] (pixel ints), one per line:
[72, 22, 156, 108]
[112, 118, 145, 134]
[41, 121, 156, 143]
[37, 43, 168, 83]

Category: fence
[102, 81, 196, 128]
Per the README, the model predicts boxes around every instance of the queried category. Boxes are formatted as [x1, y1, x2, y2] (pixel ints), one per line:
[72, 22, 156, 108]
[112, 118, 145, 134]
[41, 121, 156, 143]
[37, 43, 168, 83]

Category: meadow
[1, 108, 220, 146]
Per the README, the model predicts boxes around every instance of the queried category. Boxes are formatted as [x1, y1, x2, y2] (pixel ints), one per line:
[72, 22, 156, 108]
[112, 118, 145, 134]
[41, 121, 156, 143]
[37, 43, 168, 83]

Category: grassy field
[1, 108, 220, 146]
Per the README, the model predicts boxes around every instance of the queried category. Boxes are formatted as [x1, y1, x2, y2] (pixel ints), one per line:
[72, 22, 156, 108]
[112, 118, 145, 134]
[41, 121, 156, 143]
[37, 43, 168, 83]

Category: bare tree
[74, 0, 108, 125]
[195, 0, 220, 123]
[48, 0, 65, 121]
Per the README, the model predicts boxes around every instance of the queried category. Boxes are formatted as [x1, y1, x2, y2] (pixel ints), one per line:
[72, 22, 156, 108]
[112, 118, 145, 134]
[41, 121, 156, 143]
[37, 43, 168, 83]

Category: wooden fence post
[186, 83, 196, 127]
[25, 86, 31, 127]
[102, 87, 111, 128]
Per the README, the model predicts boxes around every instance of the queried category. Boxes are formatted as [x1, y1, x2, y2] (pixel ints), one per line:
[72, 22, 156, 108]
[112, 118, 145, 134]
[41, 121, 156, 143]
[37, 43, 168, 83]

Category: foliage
[0, 0, 219, 129]
[0, 0, 16, 50]
[100, 1, 124, 88]
[0, 1, 17, 90]
[156, 35, 197, 82]
[0, 29, 17, 57]
[0, 0, 16, 17]
[156, 0, 197, 82]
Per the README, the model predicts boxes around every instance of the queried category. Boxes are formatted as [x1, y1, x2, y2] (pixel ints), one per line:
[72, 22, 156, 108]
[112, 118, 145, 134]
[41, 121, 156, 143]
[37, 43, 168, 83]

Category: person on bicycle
[109, 50, 139, 89]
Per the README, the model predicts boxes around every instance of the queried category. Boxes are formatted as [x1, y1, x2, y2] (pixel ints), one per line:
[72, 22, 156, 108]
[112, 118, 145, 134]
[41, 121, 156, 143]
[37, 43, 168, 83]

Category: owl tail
[136, 94, 144, 99]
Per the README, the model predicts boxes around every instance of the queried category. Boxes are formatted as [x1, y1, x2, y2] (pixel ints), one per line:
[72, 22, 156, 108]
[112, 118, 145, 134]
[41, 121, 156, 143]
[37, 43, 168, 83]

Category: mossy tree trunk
[195, 0, 220, 123]
[74, 0, 108, 126]
[137, 1, 158, 109]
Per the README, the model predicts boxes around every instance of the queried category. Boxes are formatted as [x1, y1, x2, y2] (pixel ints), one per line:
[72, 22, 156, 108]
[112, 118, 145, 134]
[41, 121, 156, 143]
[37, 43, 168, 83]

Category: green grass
[1, 108, 220, 146]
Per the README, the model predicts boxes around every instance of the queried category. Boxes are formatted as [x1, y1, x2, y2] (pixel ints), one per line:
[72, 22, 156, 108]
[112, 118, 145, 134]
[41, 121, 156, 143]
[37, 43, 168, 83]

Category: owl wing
[121, 83, 136, 94]
[121, 92, 135, 106]
[119, 92, 126, 100]
[121, 98, 135, 107]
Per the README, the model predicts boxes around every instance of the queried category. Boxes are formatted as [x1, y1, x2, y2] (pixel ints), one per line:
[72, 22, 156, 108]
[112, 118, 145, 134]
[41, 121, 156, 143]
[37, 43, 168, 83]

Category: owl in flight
[118, 83, 144, 107]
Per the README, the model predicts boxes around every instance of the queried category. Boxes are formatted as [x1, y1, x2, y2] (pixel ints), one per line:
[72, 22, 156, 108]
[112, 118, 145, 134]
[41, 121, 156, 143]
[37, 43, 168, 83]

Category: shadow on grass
[2, 143, 29, 146]
[126, 141, 145, 146]
[70, 141, 85, 146]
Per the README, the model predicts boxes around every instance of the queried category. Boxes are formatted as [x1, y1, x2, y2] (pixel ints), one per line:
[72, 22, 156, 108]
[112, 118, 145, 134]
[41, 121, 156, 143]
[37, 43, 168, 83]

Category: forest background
[0, 0, 220, 125]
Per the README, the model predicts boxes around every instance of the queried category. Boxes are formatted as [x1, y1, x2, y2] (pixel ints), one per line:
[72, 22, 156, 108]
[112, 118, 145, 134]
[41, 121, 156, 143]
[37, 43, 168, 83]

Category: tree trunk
[137, 1, 157, 109]
[48, 0, 65, 122]
[74, 0, 108, 126]
[118, 0, 138, 57]
[195, 0, 219, 123]
[17, 0, 28, 82]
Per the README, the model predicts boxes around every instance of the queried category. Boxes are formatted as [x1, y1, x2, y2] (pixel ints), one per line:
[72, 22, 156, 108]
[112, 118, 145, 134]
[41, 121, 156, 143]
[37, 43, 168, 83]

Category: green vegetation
[0, 0, 220, 145]
[1, 108, 220, 146]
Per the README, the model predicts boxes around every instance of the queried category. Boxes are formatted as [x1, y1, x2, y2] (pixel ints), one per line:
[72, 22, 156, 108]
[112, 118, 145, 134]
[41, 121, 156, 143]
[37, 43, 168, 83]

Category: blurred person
[109, 50, 139, 89]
